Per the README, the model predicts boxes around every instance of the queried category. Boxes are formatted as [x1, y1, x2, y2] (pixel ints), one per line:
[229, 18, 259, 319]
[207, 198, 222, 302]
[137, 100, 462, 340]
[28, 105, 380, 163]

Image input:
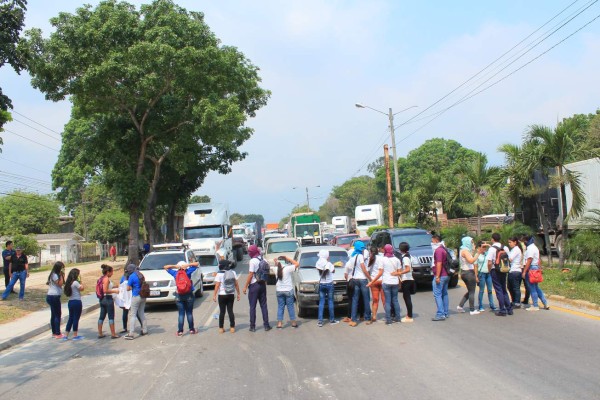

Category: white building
[36, 233, 85, 265]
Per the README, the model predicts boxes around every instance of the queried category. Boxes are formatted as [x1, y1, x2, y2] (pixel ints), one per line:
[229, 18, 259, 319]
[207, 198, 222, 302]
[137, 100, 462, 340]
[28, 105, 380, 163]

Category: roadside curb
[547, 294, 600, 312]
[0, 301, 100, 353]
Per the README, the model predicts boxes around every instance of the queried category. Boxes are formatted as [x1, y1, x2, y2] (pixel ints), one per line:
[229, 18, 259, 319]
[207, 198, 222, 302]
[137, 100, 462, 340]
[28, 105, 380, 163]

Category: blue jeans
[351, 279, 371, 322]
[46, 295, 62, 335]
[527, 267, 547, 307]
[176, 292, 195, 332]
[382, 283, 401, 323]
[318, 284, 334, 322]
[66, 299, 83, 333]
[491, 269, 512, 314]
[2, 270, 27, 300]
[508, 272, 522, 306]
[277, 290, 296, 321]
[477, 272, 496, 310]
[432, 276, 449, 319]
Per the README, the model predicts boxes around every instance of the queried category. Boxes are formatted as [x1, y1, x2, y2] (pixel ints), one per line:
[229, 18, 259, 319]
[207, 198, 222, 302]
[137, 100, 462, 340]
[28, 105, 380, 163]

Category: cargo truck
[289, 213, 322, 245]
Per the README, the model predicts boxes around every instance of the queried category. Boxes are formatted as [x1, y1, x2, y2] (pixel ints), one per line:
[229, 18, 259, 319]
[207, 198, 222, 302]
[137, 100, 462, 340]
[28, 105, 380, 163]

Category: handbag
[529, 269, 543, 284]
[347, 255, 359, 290]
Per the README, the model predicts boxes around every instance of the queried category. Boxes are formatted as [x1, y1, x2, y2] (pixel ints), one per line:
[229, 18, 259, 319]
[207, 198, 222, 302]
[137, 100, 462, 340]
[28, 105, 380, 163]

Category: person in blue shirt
[164, 261, 199, 336]
[2, 241, 16, 291]
[143, 241, 151, 256]
[124, 264, 148, 340]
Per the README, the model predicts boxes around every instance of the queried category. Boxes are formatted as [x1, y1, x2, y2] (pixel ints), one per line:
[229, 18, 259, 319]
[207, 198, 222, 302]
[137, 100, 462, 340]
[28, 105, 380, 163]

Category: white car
[195, 253, 220, 287]
[138, 245, 204, 304]
[262, 237, 299, 284]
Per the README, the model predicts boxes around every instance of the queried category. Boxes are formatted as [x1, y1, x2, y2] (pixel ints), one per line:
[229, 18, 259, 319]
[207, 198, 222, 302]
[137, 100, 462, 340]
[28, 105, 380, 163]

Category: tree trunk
[128, 204, 140, 265]
[166, 199, 177, 242]
[558, 165, 568, 269]
[143, 153, 169, 246]
[535, 196, 553, 267]
[476, 204, 482, 237]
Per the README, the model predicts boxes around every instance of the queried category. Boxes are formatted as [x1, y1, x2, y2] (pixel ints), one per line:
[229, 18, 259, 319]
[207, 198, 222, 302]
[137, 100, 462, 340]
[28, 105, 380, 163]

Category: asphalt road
[0, 256, 598, 400]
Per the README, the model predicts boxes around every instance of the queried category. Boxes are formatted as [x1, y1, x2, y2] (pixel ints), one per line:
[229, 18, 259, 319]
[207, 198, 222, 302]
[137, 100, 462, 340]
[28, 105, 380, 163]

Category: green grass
[541, 266, 600, 306]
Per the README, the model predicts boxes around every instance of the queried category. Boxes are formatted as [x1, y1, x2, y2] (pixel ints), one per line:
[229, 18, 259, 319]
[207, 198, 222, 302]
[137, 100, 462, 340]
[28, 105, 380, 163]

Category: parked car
[262, 232, 287, 249]
[195, 252, 220, 287]
[370, 228, 458, 287]
[292, 245, 349, 318]
[263, 237, 299, 284]
[330, 233, 359, 250]
[323, 232, 336, 244]
[138, 243, 204, 304]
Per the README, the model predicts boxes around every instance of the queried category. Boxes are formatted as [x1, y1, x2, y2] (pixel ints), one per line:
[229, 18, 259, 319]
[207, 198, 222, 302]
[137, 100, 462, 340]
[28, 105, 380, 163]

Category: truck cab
[332, 216, 350, 234]
[289, 213, 322, 245]
[355, 204, 384, 237]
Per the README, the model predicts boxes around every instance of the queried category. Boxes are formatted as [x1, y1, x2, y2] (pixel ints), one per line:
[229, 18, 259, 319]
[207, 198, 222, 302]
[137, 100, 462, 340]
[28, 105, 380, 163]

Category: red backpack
[176, 269, 192, 294]
[95, 276, 105, 299]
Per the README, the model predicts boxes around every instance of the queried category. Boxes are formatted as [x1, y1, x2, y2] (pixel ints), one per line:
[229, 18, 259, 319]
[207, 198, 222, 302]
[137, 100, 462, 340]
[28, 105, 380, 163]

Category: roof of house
[35, 233, 85, 242]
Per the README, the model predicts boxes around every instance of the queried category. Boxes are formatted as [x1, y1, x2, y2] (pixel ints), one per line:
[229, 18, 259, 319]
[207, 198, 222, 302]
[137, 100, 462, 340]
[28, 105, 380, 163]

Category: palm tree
[526, 121, 587, 268]
[458, 152, 500, 236]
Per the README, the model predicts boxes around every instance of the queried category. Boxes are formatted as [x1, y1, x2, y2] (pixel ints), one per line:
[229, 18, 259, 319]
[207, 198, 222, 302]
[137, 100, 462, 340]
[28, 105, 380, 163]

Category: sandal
[291, 323, 298, 328]
[111, 335, 120, 339]
[97, 334, 106, 339]
[189, 329, 198, 335]
[276, 323, 283, 329]
[176, 331, 183, 337]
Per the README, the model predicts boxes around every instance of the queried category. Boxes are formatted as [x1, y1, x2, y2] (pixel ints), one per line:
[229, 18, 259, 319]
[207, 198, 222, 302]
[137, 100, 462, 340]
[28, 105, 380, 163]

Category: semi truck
[241, 221, 263, 247]
[182, 203, 236, 266]
[289, 213, 322, 245]
[231, 225, 249, 261]
[332, 216, 351, 234]
[355, 204, 384, 237]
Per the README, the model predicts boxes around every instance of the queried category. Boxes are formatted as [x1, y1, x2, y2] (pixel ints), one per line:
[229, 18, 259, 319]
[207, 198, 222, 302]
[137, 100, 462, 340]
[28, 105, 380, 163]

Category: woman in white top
[46, 261, 65, 338]
[369, 244, 401, 325]
[397, 242, 415, 322]
[457, 237, 482, 315]
[507, 236, 524, 308]
[213, 259, 240, 333]
[366, 244, 384, 322]
[63, 268, 85, 340]
[522, 235, 549, 311]
[275, 255, 299, 329]
[316, 250, 338, 327]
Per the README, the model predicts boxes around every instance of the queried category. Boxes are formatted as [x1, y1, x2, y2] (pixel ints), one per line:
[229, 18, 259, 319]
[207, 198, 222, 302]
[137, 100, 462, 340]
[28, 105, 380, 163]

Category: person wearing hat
[243, 245, 271, 332]
[213, 259, 240, 333]
[164, 261, 199, 336]
[2, 245, 29, 301]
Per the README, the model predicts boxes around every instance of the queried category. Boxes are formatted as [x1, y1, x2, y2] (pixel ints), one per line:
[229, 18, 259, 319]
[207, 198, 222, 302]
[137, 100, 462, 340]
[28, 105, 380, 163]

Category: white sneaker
[456, 306, 466, 313]
[526, 306, 539, 312]
[400, 317, 414, 323]
[469, 310, 480, 315]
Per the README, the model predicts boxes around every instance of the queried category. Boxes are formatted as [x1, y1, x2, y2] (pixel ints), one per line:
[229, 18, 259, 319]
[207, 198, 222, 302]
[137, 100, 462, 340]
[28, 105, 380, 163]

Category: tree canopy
[0, 191, 60, 235]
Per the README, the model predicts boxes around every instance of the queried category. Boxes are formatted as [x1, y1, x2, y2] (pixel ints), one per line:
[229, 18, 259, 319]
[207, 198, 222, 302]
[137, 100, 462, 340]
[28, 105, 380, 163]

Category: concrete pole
[388, 108, 401, 194]
[306, 187, 310, 211]
[384, 145, 394, 228]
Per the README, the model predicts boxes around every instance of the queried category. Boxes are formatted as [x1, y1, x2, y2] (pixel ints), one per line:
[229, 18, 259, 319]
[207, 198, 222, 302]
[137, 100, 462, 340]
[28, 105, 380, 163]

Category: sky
[1, 0, 599, 223]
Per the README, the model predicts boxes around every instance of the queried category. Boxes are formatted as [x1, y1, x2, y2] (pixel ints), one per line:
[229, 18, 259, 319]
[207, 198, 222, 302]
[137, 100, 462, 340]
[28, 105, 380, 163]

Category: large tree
[331, 176, 382, 217]
[26, 0, 269, 262]
[0, 191, 60, 235]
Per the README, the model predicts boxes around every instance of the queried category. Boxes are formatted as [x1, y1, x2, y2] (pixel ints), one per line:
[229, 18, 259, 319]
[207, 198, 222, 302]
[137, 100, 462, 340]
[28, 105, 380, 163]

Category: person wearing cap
[2, 245, 29, 301]
[316, 250, 338, 327]
[243, 245, 271, 332]
[2, 241, 16, 291]
[348, 241, 372, 327]
[165, 261, 199, 336]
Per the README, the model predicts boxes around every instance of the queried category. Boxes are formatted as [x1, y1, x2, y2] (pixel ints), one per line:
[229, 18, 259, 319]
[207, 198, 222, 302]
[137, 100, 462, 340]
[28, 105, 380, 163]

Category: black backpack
[442, 247, 458, 276]
[254, 257, 270, 283]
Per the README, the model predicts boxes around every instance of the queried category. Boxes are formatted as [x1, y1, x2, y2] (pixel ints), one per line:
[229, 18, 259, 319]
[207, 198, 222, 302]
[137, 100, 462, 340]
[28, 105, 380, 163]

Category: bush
[366, 225, 389, 236]
[440, 225, 469, 250]
[366, 223, 426, 237]
[566, 230, 600, 275]
[7, 234, 44, 256]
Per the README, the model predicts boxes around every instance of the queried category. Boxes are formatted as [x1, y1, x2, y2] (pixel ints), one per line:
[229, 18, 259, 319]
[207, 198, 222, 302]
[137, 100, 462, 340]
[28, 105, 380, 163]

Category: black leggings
[122, 308, 142, 330]
[401, 280, 414, 318]
[218, 294, 235, 329]
[459, 270, 477, 311]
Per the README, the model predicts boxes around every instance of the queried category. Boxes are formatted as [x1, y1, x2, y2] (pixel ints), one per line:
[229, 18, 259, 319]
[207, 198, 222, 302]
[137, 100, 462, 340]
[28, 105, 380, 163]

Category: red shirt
[433, 246, 448, 277]
[109, 246, 116, 256]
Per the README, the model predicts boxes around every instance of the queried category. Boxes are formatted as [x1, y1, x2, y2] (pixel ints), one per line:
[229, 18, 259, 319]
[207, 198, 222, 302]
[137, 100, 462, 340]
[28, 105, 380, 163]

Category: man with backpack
[243, 245, 272, 332]
[487, 233, 513, 317]
[431, 234, 450, 321]
[164, 261, 199, 336]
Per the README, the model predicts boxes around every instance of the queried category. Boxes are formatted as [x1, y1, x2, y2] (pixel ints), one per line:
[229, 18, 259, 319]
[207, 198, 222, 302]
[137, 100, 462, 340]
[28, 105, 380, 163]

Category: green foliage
[440, 225, 469, 250]
[566, 230, 600, 274]
[87, 207, 129, 243]
[0, 191, 60, 235]
[7, 233, 43, 256]
[230, 213, 244, 225]
[331, 176, 382, 217]
[230, 213, 264, 226]
[366, 225, 389, 237]
[189, 195, 211, 204]
[318, 196, 341, 223]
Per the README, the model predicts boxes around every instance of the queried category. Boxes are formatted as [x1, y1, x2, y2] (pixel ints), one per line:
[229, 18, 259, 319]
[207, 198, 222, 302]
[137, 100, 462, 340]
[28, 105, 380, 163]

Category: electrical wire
[0, 156, 49, 174]
[10, 110, 63, 136]
[3, 129, 60, 152]
[12, 118, 61, 141]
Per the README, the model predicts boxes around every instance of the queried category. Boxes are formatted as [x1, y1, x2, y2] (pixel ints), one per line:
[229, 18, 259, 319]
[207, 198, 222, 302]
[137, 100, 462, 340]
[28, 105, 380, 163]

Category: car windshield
[354, 239, 370, 247]
[183, 225, 222, 239]
[294, 224, 320, 237]
[392, 233, 432, 249]
[232, 229, 245, 235]
[299, 251, 348, 268]
[357, 219, 377, 226]
[140, 253, 185, 270]
[337, 235, 358, 245]
[267, 241, 298, 254]
[197, 255, 218, 267]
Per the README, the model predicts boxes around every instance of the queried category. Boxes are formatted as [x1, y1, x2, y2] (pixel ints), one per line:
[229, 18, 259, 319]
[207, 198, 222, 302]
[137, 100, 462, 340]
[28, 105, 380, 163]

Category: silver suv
[370, 228, 458, 287]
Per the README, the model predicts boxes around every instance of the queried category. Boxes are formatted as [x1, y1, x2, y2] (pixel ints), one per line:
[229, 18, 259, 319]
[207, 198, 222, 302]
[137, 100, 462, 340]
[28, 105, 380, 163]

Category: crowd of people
[2, 230, 550, 340]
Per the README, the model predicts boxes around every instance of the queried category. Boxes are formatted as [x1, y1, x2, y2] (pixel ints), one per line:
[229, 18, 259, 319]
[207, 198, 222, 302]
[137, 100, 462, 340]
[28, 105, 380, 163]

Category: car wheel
[449, 274, 459, 288]
[195, 276, 204, 297]
[295, 291, 306, 318]
[236, 247, 244, 261]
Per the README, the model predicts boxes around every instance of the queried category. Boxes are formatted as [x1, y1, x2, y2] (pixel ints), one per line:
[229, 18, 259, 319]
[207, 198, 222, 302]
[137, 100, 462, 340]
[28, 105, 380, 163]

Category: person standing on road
[316, 250, 338, 327]
[522, 235, 549, 311]
[456, 237, 481, 316]
[343, 255, 364, 323]
[2, 246, 29, 301]
[366, 244, 384, 322]
[165, 261, 199, 336]
[507, 237, 523, 309]
[118, 266, 136, 334]
[519, 235, 531, 305]
[46, 261, 65, 339]
[2, 241, 15, 292]
[275, 255, 299, 329]
[431, 235, 450, 321]
[98, 264, 120, 339]
[213, 259, 240, 333]
[243, 245, 272, 332]
[109, 244, 117, 262]
[488, 233, 512, 317]
[349, 241, 372, 327]
[397, 242, 415, 322]
[125, 264, 148, 340]
[370, 244, 401, 325]
[63, 268, 84, 341]
[476, 241, 496, 312]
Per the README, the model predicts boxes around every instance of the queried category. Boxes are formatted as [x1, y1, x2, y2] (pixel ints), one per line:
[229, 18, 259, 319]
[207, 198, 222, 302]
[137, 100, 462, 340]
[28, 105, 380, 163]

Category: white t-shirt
[459, 250, 475, 271]
[508, 246, 523, 272]
[317, 262, 335, 284]
[47, 273, 62, 296]
[486, 244, 501, 270]
[248, 257, 260, 285]
[215, 270, 238, 295]
[399, 254, 414, 281]
[276, 264, 296, 292]
[382, 256, 401, 285]
[367, 255, 383, 281]
[524, 243, 540, 267]
[352, 252, 369, 280]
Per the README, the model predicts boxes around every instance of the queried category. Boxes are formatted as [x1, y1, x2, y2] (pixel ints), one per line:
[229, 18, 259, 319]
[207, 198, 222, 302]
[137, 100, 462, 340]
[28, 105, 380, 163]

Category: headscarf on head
[526, 237, 535, 247]
[176, 261, 187, 268]
[460, 236, 474, 251]
[125, 263, 137, 278]
[383, 244, 394, 258]
[315, 249, 329, 270]
[351, 241, 365, 257]
[248, 245, 260, 258]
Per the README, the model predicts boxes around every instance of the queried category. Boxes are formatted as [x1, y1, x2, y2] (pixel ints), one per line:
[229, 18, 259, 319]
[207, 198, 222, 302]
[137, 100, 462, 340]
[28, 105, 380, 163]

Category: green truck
[289, 213, 323, 245]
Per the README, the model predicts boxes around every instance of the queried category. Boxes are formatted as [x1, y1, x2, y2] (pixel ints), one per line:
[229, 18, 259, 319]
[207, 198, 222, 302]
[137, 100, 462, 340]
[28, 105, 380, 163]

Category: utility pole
[388, 108, 400, 194]
[306, 187, 310, 211]
[384, 145, 394, 228]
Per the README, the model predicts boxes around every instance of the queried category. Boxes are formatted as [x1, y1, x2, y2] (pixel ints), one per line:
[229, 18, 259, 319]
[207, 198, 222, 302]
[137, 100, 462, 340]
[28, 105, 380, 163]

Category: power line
[0, 156, 49, 174]
[0, 171, 52, 185]
[0, 191, 58, 204]
[12, 118, 61, 141]
[3, 129, 60, 152]
[11, 110, 63, 136]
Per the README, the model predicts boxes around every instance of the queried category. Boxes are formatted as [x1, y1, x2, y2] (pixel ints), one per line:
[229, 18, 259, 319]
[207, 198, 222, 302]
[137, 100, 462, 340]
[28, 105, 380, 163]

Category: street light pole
[388, 107, 400, 194]
[293, 185, 320, 211]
